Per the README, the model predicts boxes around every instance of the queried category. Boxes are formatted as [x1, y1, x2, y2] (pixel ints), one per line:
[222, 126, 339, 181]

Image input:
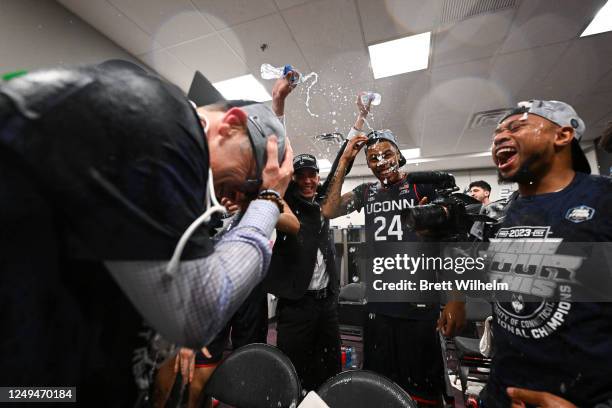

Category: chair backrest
[339, 282, 366, 303]
[317, 370, 417, 408]
[465, 296, 492, 322]
[204, 343, 301, 408]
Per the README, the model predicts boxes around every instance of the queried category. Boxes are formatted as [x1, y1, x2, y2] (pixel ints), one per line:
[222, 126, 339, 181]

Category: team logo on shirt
[399, 183, 411, 196]
[565, 205, 595, 223]
[510, 294, 525, 313]
[482, 227, 585, 340]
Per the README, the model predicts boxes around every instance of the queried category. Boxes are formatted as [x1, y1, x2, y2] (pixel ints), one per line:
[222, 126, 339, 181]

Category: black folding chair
[452, 297, 492, 402]
[203, 343, 301, 408]
[317, 370, 417, 408]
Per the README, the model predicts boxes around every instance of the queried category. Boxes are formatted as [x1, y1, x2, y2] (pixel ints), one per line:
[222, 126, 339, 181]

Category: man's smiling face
[492, 113, 560, 182]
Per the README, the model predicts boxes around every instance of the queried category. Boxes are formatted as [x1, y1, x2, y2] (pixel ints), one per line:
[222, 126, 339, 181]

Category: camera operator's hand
[437, 300, 466, 337]
[340, 135, 368, 164]
[261, 136, 294, 197]
[507, 387, 577, 408]
[272, 71, 297, 117]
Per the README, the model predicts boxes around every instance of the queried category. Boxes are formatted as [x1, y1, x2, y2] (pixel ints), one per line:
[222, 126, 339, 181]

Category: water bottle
[345, 346, 352, 368]
[260, 63, 301, 85]
[360, 92, 381, 106]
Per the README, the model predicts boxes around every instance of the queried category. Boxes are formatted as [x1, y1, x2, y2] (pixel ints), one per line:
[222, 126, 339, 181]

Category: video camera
[401, 172, 496, 241]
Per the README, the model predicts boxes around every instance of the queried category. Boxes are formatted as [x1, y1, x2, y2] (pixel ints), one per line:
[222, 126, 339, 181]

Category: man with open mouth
[482, 100, 612, 407]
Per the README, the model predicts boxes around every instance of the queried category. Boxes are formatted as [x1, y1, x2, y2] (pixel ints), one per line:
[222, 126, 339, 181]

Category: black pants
[363, 313, 445, 404]
[276, 293, 341, 391]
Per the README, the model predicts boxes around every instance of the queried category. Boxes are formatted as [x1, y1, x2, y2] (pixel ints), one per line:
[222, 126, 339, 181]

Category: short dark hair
[468, 180, 491, 192]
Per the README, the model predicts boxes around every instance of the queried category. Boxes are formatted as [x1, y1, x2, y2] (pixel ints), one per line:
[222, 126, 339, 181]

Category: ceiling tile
[192, 0, 277, 30]
[0, 0, 138, 69]
[138, 48, 193, 91]
[489, 42, 570, 103]
[499, 0, 607, 54]
[274, 0, 316, 10]
[573, 91, 612, 140]
[44, 0, 612, 165]
[423, 59, 492, 155]
[109, 0, 214, 47]
[282, 0, 373, 84]
[357, 0, 441, 44]
[58, 0, 160, 55]
[592, 68, 612, 95]
[218, 13, 309, 75]
[432, 9, 514, 68]
[543, 33, 612, 102]
[372, 71, 429, 131]
[166, 34, 248, 82]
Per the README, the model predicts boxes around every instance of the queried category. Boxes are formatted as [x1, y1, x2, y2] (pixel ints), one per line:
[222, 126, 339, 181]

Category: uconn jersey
[352, 175, 438, 318]
[352, 176, 435, 244]
[482, 173, 612, 407]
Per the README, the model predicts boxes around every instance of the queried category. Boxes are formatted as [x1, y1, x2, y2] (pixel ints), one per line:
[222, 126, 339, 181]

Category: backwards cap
[365, 129, 407, 167]
[499, 100, 590, 174]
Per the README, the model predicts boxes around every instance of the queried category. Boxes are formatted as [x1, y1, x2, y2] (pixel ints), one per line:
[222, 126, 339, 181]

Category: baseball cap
[200, 100, 286, 194]
[499, 100, 590, 174]
[293, 153, 319, 172]
[365, 129, 407, 167]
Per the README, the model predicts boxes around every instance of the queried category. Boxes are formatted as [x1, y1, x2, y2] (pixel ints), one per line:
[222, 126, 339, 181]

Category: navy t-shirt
[352, 175, 440, 319]
[484, 172, 612, 406]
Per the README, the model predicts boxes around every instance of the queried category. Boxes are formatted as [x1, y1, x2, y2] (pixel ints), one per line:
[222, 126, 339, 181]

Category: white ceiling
[57, 0, 612, 174]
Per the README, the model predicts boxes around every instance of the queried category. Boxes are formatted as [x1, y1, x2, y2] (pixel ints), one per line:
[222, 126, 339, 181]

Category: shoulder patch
[565, 205, 595, 223]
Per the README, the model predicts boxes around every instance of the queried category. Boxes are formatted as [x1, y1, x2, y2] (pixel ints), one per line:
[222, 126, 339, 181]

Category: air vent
[467, 108, 512, 129]
[441, 0, 517, 24]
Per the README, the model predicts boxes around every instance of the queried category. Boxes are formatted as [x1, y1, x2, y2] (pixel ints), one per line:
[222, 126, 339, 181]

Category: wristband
[257, 189, 284, 212]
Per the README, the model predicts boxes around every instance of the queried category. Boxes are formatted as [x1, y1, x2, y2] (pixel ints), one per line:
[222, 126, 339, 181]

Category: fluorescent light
[581, 0, 612, 37]
[400, 148, 421, 159]
[368, 32, 431, 79]
[469, 151, 493, 158]
[318, 159, 332, 172]
[213, 74, 271, 102]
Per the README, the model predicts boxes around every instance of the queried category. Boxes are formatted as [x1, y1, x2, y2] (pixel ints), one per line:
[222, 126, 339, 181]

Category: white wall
[585, 147, 600, 176]
[0, 0, 138, 75]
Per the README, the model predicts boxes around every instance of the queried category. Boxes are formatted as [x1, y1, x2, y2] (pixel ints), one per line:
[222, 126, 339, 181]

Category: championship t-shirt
[352, 175, 439, 319]
[484, 172, 612, 406]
